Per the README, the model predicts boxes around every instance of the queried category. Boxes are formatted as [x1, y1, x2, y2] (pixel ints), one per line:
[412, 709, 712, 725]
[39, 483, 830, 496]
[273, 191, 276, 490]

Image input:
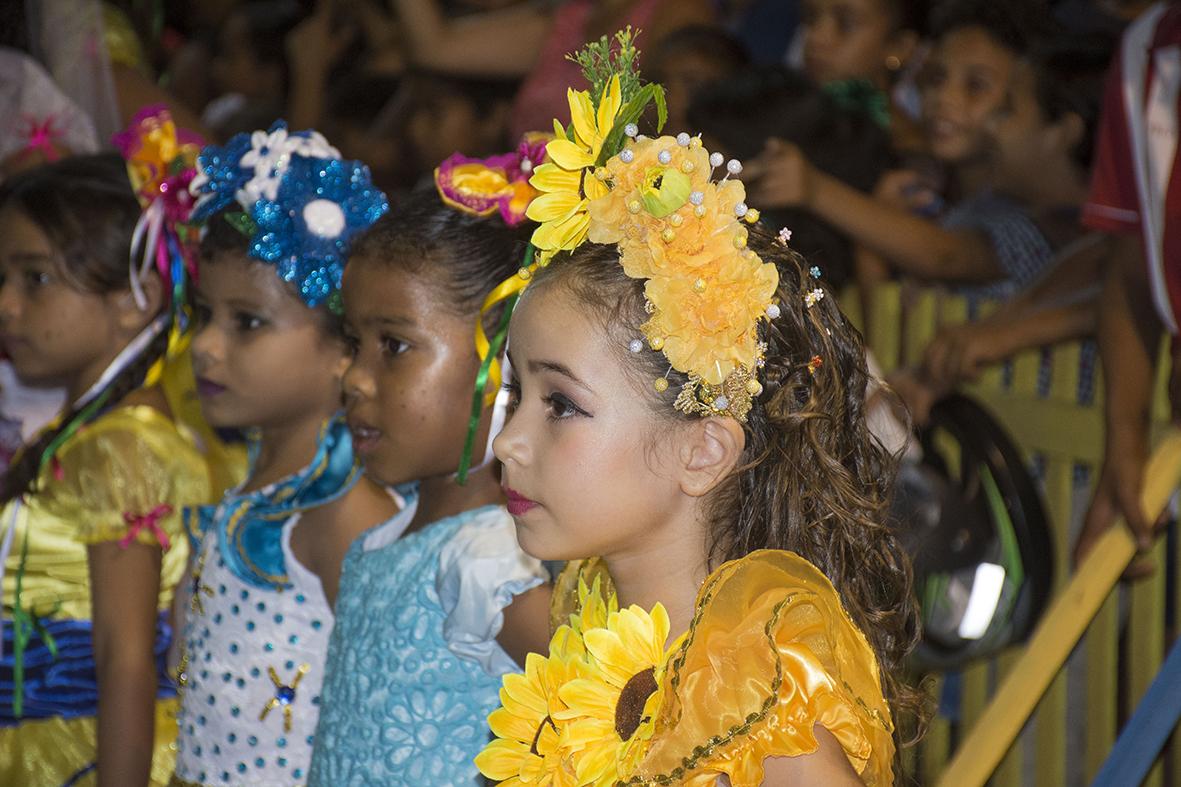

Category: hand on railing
[921, 321, 1013, 391]
[1075, 443, 1166, 578]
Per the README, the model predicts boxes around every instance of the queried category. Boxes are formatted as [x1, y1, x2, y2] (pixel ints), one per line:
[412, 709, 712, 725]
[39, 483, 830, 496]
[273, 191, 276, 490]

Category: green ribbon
[456, 290, 520, 485]
[36, 388, 113, 482]
[10, 514, 60, 718]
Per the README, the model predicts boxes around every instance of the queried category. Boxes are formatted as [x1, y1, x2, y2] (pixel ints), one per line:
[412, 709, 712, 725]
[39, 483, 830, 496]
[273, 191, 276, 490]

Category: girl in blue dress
[309, 176, 553, 785]
[171, 123, 399, 787]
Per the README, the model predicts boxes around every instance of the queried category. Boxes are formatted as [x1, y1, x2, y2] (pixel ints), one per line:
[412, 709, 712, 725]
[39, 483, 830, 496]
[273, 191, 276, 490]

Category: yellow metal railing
[845, 283, 1181, 786]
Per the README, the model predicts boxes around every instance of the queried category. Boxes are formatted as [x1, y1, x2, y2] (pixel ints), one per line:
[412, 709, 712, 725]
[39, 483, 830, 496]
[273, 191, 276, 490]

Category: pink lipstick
[504, 487, 538, 516]
[195, 376, 227, 398]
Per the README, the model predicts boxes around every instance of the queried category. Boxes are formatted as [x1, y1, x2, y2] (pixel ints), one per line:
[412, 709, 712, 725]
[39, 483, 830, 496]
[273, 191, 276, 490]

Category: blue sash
[0, 611, 176, 725]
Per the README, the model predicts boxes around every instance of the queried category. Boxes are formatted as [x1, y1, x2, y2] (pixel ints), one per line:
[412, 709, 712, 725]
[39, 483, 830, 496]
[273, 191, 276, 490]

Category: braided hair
[0, 154, 170, 503]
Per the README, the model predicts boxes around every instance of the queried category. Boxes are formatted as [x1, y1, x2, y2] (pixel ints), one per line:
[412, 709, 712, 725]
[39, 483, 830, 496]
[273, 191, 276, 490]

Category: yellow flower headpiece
[524, 37, 779, 422]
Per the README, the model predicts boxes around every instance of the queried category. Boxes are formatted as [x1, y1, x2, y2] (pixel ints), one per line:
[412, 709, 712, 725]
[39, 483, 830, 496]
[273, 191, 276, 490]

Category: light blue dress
[308, 503, 545, 786]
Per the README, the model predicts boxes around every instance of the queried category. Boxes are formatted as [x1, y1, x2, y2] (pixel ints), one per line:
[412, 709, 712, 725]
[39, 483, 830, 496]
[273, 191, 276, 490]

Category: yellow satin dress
[0, 406, 211, 787]
[550, 551, 897, 786]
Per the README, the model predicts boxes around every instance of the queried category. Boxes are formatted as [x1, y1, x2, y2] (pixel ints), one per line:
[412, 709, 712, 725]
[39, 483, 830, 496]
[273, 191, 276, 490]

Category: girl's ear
[110, 273, 165, 333]
[333, 348, 351, 381]
[676, 417, 746, 498]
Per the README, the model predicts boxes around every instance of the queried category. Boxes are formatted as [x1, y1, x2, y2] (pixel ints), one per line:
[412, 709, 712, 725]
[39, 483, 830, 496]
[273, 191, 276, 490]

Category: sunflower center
[530, 714, 557, 756]
[614, 667, 657, 740]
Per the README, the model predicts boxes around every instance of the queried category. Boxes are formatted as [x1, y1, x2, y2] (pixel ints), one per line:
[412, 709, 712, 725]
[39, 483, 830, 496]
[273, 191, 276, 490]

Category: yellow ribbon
[475, 256, 537, 406]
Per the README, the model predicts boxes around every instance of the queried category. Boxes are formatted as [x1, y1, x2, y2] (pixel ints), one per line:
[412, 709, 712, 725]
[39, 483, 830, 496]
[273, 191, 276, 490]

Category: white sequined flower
[237, 127, 341, 203]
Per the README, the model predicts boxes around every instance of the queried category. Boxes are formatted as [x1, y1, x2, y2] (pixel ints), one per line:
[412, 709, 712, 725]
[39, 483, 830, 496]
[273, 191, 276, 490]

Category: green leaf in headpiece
[223, 211, 257, 238]
[597, 82, 667, 166]
[568, 26, 643, 107]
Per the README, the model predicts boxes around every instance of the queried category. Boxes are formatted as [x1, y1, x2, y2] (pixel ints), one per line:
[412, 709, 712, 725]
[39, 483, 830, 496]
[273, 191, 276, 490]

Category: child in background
[477, 50, 919, 785]
[689, 65, 895, 288]
[0, 150, 211, 784]
[647, 25, 750, 131]
[203, 1, 303, 138]
[904, 33, 1112, 414]
[754, 0, 1075, 303]
[799, 0, 928, 149]
[381, 71, 520, 189]
[171, 123, 397, 787]
[309, 174, 551, 784]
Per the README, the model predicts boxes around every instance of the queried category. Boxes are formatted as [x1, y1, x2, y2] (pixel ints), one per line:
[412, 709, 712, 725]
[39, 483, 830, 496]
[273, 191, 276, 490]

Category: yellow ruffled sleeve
[634, 549, 896, 787]
[40, 406, 212, 549]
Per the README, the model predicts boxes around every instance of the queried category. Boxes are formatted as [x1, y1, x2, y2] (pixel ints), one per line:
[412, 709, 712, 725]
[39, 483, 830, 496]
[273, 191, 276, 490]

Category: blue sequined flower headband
[189, 121, 389, 309]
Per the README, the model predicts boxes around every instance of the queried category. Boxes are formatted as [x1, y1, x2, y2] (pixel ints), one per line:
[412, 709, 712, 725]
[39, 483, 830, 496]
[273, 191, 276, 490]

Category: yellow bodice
[481, 550, 896, 786]
[2, 405, 211, 620]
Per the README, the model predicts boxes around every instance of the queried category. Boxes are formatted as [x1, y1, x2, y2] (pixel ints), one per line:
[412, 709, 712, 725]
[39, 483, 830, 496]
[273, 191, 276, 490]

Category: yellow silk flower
[476, 576, 615, 786]
[569, 574, 616, 638]
[527, 76, 623, 263]
[643, 251, 779, 386]
[554, 603, 675, 787]
[587, 135, 714, 279]
[478, 578, 675, 787]
[584, 136, 779, 385]
[476, 646, 586, 787]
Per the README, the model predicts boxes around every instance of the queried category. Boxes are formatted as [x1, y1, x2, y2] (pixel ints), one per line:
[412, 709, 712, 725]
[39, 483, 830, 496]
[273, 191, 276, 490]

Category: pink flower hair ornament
[434, 136, 548, 227]
[112, 104, 205, 313]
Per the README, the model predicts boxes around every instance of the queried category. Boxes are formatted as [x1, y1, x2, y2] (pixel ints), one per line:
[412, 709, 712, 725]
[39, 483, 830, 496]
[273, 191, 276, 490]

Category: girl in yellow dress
[0, 112, 213, 786]
[476, 33, 922, 786]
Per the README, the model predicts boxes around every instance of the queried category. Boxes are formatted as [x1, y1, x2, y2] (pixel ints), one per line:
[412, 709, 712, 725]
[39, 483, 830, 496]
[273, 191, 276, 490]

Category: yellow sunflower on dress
[569, 574, 616, 637]
[554, 600, 678, 786]
[526, 75, 622, 264]
[476, 641, 587, 786]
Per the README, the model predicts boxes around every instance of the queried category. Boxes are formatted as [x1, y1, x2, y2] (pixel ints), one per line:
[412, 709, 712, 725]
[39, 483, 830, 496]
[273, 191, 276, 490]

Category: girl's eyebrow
[366, 314, 416, 329]
[7, 252, 55, 265]
[527, 359, 594, 393]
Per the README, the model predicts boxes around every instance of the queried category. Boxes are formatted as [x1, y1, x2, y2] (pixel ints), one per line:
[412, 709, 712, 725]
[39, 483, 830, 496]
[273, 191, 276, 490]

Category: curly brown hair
[530, 231, 927, 755]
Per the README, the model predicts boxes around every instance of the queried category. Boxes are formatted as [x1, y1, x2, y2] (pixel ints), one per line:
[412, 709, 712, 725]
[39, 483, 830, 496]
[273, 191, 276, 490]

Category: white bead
[727, 159, 743, 175]
[302, 199, 346, 239]
[624, 123, 639, 138]
[714, 395, 730, 410]
[766, 304, 781, 319]
[689, 191, 705, 206]
[734, 202, 748, 217]
[676, 132, 691, 147]
[709, 152, 724, 168]
[620, 149, 635, 163]
[628, 339, 644, 353]
[658, 149, 672, 164]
